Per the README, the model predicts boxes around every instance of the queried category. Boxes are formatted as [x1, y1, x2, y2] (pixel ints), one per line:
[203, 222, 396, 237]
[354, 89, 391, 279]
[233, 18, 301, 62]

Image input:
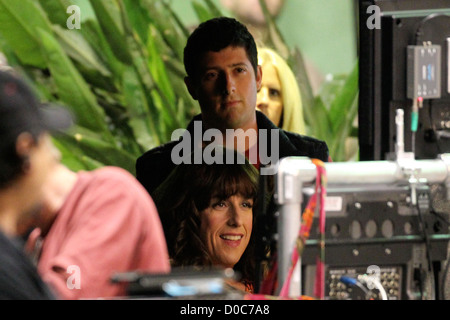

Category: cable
[340, 276, 371, 300]
[411, 97, 421, 156]
[340, 275, 388, 300]
[415, 201, 436, 299]
[358, 274, 388, 300]
[415, 14, 449, 45]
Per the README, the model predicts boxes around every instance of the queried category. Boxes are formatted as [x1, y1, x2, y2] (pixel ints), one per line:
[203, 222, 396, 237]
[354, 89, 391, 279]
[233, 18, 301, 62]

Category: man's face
[185, 46, 262, 131]
[15, 133, 61, 236]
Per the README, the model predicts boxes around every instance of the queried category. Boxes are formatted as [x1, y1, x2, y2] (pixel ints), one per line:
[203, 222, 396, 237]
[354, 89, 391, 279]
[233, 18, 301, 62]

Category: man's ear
[15, 132, 35, 158]
[184, 76, 198, 100]
[255, 65, 262, 91]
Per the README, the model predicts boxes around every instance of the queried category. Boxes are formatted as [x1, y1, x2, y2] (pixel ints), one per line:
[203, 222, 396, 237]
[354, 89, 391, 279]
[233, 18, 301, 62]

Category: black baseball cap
[0, 70, 73, 142]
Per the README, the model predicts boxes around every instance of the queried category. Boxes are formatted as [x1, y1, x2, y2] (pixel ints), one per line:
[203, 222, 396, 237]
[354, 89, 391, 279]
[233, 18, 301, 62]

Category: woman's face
[199, 194, 253, 268]
[256, 62, 283, 126]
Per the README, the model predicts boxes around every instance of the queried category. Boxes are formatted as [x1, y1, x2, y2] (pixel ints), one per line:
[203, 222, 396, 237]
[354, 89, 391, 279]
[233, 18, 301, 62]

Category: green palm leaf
[0, 0, 53, 67]
[38, 28, 113, 141]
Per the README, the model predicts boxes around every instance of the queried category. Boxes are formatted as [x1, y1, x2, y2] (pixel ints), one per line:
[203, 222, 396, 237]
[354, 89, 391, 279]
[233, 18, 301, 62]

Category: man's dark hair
[183, 17, 258, 80]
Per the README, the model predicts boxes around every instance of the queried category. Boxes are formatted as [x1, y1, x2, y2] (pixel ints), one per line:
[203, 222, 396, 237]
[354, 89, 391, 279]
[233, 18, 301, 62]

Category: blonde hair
[258, 47, 306, 135]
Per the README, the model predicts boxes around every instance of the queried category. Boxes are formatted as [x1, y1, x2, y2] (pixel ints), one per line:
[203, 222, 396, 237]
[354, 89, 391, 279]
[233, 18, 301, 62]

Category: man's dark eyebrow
[203, 62, 249, 70]
[230, 62, 250, 68]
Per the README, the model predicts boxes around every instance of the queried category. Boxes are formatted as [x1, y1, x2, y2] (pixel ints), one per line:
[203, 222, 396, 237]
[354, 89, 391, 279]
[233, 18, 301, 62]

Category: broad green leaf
[203, 0, 223, 17]
[52, 137, 90, 172]
[142, 0, 185, 60]
[53, 25, 111, 77]
[192, 1, 215, 22]
[123, 0, 151, 43]
[311, 96, 333, 143]
[89, 0, 132, 65]
[38, 0, 73, 27]
[73, 134, 137, 175]
[328, 62, 359, 133]
[59, 127, 136, 174]
[0, 0, 53, 67]
[147, 25, 176, 107]
[78, 155, 105, 171]
[117, 0, 155, 94]
[122, 66, 160, 148]
[80, 20, 124, 81]
[329, 93, 359, 161]
[38, 28, 113, 140]
[162, 1, 190, 39]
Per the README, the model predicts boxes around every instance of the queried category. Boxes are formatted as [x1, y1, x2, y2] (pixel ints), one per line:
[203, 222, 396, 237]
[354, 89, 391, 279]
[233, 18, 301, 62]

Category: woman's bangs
[212, 166, 258, 200]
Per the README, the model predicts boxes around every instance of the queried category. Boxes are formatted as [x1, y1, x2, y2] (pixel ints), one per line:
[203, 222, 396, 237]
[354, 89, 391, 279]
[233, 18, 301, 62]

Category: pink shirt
[38, 167, 170, 299]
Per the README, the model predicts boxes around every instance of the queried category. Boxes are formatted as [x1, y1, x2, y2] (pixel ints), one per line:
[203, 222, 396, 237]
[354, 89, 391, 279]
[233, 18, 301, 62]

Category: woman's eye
[269, 88, 281, 98]
[242, 201, 253, 208]
[212, 201, 227, 209]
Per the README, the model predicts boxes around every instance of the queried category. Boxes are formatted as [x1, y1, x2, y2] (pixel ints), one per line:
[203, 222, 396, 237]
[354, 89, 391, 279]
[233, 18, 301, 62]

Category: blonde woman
[256, 47, 306, 135]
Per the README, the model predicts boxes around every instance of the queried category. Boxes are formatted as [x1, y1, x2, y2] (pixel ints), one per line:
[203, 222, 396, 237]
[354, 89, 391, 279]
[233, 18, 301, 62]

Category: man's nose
[221, 73, 236, 95]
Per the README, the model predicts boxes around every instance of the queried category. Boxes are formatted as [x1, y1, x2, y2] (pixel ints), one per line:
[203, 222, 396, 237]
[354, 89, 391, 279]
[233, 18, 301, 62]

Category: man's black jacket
[136, 111, 329, 196]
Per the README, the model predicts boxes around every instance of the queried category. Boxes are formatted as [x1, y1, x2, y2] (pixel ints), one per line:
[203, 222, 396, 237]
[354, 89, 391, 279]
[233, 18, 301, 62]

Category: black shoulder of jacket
[281, 130, 329, 162]
[255, 110, 329, 162]
[135, 140, 179, 195]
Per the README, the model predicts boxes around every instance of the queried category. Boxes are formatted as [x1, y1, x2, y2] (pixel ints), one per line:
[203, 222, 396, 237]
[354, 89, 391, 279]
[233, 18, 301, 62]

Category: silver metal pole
[274, 157, 315, 296]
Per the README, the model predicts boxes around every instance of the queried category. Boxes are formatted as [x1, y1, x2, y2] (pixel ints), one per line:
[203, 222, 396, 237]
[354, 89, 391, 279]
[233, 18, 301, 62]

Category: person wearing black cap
[0, 70, 72, 299]
[1, 70, 171, 300]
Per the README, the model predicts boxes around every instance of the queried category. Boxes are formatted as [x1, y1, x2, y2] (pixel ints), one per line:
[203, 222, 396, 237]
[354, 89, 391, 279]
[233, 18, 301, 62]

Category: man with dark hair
[0, 70, 71, 299]
[136, 17, 328, 196]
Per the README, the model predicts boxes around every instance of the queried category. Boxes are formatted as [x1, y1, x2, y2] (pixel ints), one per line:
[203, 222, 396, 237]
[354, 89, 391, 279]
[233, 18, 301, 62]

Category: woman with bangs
[153, 147, 260, 293]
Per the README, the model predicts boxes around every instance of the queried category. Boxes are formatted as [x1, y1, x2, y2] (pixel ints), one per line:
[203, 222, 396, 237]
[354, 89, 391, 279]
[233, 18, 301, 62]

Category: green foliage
[0, 0, 206, 174]
[0, 0, 359, 176]
[258, 0, 359, 161]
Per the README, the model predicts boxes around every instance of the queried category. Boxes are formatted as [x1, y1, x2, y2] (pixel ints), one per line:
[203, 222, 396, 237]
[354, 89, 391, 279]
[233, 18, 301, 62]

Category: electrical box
[407, 44, 441, 99]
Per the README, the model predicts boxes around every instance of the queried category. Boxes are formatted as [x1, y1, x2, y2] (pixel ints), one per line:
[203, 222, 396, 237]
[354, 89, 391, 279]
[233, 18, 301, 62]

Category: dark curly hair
[183, 17, 259, 81]
[153, 147, 259, 290]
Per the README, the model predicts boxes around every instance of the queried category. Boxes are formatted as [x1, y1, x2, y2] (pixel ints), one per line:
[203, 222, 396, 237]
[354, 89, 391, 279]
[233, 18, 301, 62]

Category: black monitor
[358, 0, 450, 160]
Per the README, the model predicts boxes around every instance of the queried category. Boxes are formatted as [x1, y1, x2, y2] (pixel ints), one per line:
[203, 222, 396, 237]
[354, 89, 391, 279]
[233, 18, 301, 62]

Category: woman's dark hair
[183, 17, 259, 80]
[153, 147, 259, 289]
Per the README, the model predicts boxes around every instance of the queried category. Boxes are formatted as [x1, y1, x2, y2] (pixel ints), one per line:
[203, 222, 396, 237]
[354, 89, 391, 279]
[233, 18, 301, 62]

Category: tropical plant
[0, 0, 359, 176]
